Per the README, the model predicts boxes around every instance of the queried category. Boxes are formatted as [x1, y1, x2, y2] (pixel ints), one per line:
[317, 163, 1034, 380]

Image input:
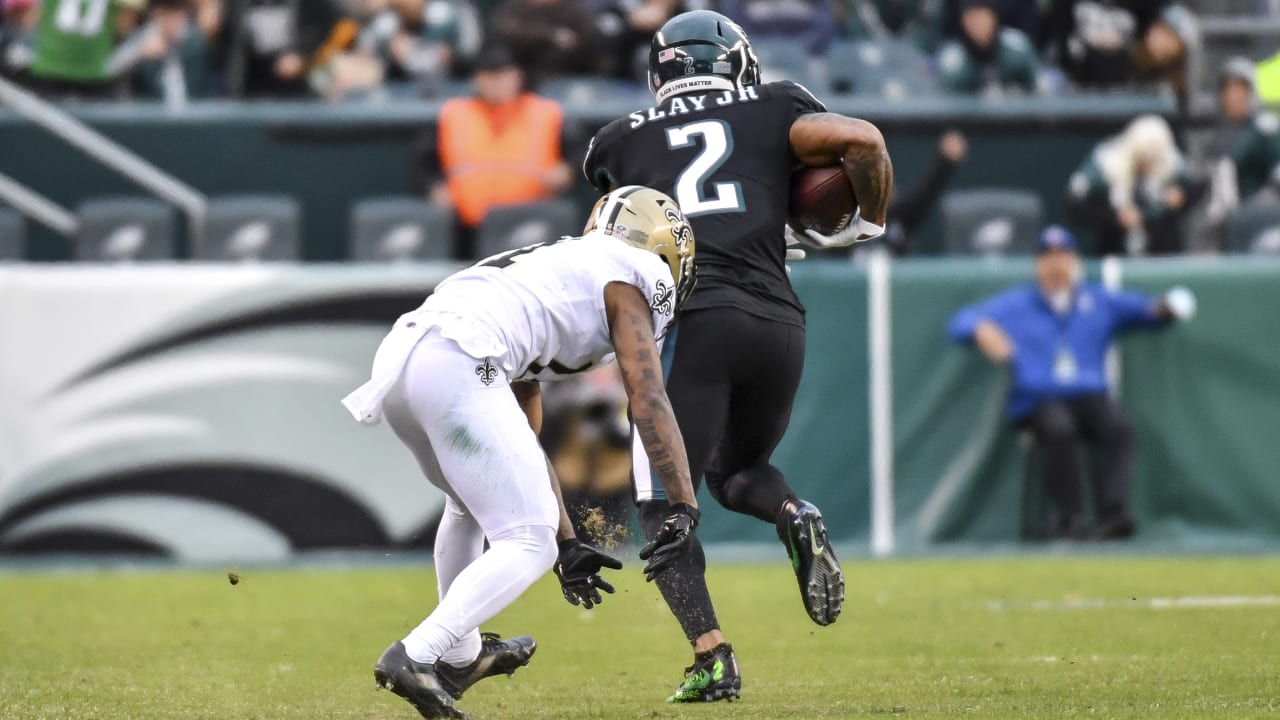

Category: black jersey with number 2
[583, 80, 826, 328]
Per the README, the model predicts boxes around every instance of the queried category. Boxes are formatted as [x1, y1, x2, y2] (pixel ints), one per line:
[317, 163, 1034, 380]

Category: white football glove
[786, 209, 886, 249]
[1164, 285, 1197, 321]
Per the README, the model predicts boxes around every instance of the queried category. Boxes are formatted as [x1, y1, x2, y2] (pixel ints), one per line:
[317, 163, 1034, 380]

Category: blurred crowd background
[0, 0, 1231, 105]
[4, 1, 1280, 261]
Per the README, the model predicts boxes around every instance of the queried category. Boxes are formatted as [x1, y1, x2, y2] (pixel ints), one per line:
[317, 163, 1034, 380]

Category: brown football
[789, 165, 858, 235]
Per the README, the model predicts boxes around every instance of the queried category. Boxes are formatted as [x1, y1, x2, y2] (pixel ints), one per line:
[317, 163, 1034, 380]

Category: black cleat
[374, 641, 468, 719]
[667, 642, 742, 703]
[777, 500, 845, 626]
[436, 632, 536, 699]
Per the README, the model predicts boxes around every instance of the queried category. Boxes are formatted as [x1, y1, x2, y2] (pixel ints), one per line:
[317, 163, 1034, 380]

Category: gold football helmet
[587, 185, 697, 311]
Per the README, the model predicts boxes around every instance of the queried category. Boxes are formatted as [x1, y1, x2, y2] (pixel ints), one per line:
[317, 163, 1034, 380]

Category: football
[789, 165, 858, 235]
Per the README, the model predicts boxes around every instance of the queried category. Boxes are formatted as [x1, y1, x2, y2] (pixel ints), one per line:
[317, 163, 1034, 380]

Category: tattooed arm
[603, 282, 697, 509]
[789, 112, 894, 226]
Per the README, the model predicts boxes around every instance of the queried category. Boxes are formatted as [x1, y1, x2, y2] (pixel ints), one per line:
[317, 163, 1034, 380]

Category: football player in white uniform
[342, 186, 700, 719]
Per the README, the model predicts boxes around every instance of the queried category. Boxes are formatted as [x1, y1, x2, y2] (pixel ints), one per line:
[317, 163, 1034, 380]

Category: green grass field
[2, 556, 1279, 719]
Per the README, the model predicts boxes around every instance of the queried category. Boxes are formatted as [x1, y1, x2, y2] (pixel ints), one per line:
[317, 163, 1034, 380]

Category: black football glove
[637, 503, 700, 582]
[554, 538, 623, 609]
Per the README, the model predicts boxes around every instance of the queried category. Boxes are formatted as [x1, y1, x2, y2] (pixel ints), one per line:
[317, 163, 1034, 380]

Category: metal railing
[0, 76, 209, 254]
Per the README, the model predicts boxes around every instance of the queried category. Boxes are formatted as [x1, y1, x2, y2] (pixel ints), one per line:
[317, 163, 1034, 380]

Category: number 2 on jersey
[665, 120, 745, 217]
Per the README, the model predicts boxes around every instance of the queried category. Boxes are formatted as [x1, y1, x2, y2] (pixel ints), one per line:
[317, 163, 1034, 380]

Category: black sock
[639, 501, 720, 643]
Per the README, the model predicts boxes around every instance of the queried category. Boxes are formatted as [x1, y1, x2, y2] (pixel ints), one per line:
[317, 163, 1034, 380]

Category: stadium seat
[197, 195, 302, 261]
[0, 206, 25, 260]
[349, 197, 453, 262]
[75, 197, 177, 262]
[752, 39, 816, 85]
[940, 189, 1044, 256]
[474, 199, 579, 259]
[1225, 203, 1280, 254]
[829, 39, 936, 99]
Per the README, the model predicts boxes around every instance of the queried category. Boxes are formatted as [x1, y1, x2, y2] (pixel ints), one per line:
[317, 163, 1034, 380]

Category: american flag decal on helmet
[658, 48, 677, 63]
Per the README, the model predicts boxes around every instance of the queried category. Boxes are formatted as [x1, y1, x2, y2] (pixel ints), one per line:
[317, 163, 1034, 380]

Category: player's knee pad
[487, 522, 557, 575]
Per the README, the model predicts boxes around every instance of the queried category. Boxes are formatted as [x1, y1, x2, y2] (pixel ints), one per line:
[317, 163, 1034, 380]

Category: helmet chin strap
[654, 75, 736, 104]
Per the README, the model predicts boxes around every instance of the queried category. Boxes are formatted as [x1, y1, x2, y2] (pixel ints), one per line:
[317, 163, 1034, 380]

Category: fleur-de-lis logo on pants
[475, 358, 499, 386]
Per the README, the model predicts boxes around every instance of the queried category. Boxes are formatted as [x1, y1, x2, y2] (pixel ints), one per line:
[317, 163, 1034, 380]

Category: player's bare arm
[789, 113, 894, 226]
[604, 282, 697, 509]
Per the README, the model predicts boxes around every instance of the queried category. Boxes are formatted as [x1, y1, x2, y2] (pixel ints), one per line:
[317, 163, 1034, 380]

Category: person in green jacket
[1203, 57, 1280, 230]
[935, 0, 1039, 95]
[30, 0, 145, 97]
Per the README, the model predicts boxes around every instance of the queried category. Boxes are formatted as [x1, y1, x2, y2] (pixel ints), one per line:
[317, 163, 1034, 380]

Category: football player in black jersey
[582, 10, 893, 703]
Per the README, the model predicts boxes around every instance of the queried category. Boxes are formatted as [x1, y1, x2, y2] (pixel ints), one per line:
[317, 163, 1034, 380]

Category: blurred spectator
[936, 0, 1040, 96]
[883, 129, 968, 254]
[489, 0, 603, 84]
[827, 129, 969, 256]
[28, 0, 146, 99]
[594, 0, 681, 81]
[0, 0, 38, 80]
[412, 45, 575, 258]
[325, 0, 480, 97]
[1066, 114, 1203, 255]
[227, 0, 345, 97]
[124, 0, 212, 102]
[719, 0, 835, 56]
[948, 226, 1195, 540]
[1039, 0, 1167, 90]
[943, 0, 1040, 40]
[1131, 4, 1198, 108]
[838, 0, 945, 52]
[1204, 57, 1280, 230]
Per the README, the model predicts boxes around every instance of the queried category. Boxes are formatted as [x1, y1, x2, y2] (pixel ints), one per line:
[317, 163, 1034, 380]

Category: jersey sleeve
[771, 80, 827, 121]
[590, 242, 677, 341]
[583, 121, 626, 193]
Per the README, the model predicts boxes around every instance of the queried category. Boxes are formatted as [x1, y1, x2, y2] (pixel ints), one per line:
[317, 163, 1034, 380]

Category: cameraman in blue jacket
[948, 226, 1195, 540]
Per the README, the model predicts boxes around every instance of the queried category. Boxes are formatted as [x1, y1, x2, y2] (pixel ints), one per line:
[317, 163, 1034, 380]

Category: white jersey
[342, 231, 676, 423]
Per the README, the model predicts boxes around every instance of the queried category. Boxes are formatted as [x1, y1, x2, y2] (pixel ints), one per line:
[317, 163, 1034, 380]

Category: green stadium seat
[197, 195, 302, 261]
[941, 189, 1044, 256]
[475, 199, 578, 260]
[349, 197, 453, 262]
[0, 206, 25, 260]
[75, 197, 176, 262]
[1225, 203, 1280, 254]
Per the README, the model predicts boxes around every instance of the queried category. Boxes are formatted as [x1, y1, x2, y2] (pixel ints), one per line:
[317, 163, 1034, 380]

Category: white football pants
[381, 329, 558, 665]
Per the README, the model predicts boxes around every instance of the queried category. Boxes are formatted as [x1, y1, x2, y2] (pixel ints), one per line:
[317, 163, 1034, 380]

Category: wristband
[670, 502, 700, 527]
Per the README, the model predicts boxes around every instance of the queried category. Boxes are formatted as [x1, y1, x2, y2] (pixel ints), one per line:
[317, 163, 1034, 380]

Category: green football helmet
[648, 10, 760, 104]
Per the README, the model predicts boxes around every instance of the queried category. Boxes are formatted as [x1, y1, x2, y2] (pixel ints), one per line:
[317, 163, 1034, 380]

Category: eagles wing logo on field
[475, 358, 499, 386]
[650, 279, 675, 315]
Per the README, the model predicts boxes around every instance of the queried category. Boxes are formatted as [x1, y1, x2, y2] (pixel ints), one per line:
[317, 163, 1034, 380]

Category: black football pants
[635, 305, 805, 516]
[1022, 393, 1135, 532]
[635, 305, 805, 642]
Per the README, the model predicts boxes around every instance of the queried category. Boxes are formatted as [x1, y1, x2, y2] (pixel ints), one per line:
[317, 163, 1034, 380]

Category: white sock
[439, 631, 482, 667]
[401, 524, 555, 665]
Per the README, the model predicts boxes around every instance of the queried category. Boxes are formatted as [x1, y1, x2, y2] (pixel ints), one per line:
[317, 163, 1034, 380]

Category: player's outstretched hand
[554, 538, 623, 609]
[638, 503, 700, 581]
